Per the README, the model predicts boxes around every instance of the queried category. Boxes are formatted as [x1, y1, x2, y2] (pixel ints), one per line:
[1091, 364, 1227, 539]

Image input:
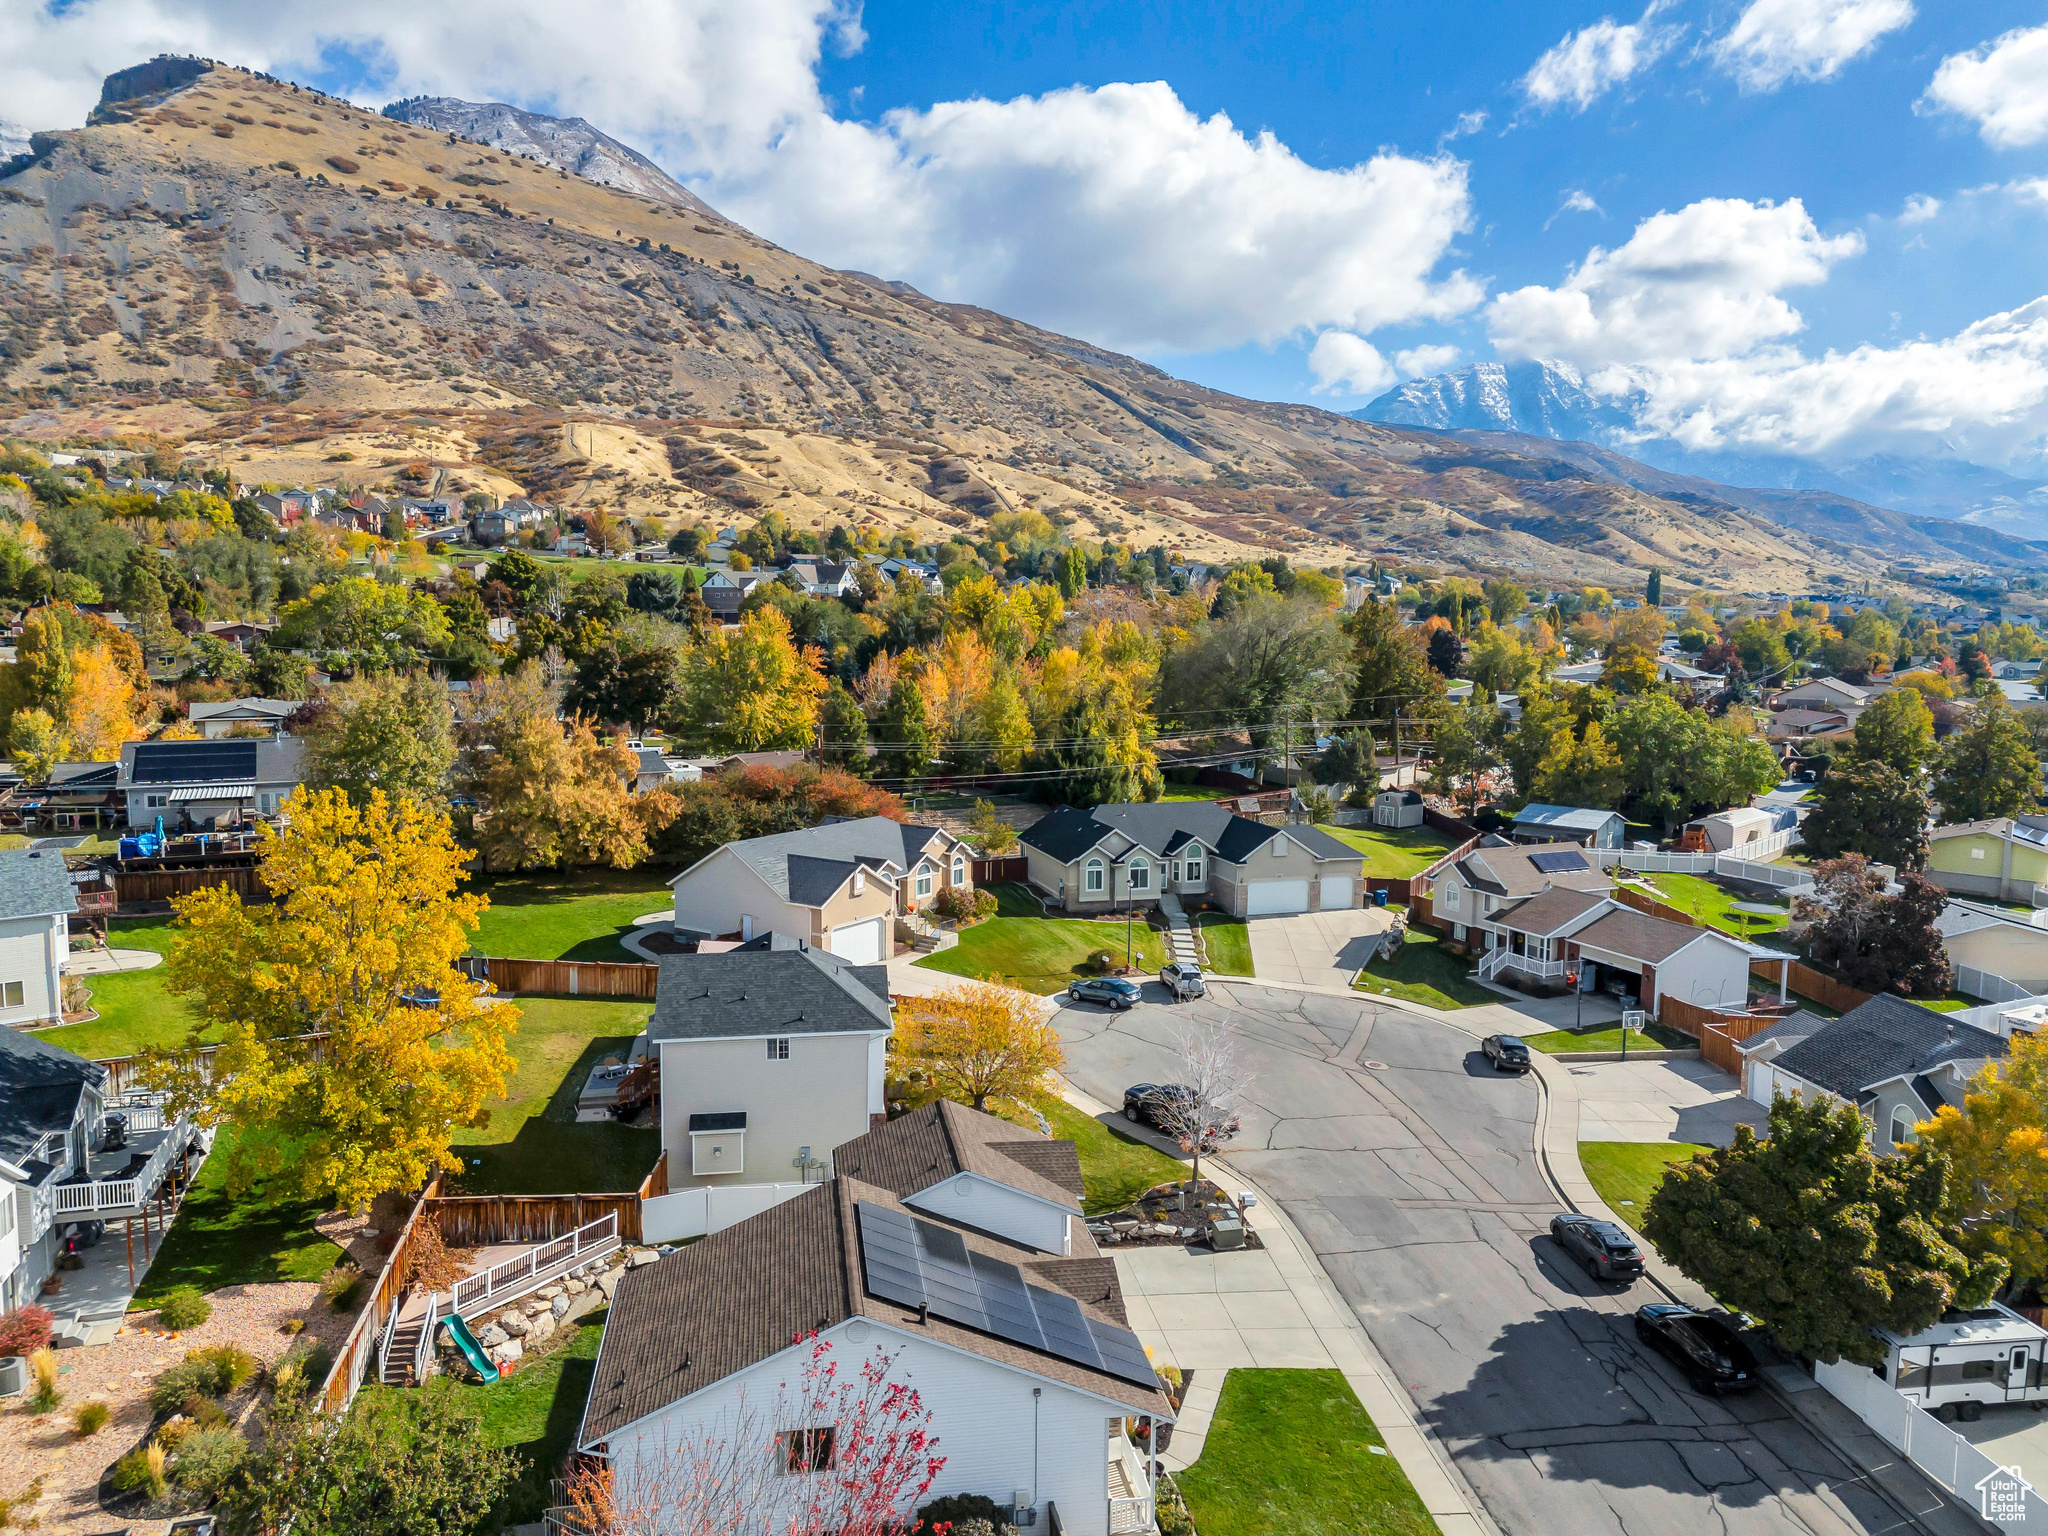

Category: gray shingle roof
[647, 949, 893, 1043]
[1490, 887, 1607, 936]
[1452, 841, 1613, 899]
[1019, 801, 1356, 866]
[1731, 1010, 1829, 1054]
[1770, 994, 2007, 1102]
[0, 1026, 99, 1162]
[1573, 907, 1713, 965]
[693, 814, 952, 907]
[0, 849, 79, 922]
[1513, 804, 1623, 831]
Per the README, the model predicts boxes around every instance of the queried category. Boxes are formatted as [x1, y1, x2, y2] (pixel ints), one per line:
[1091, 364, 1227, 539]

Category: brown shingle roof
[1489, 887, 1608, 936]
[1572, 907, 1711, 965]
[1452, 841, 1613, 899]
[831, 1099, 1083, 1211]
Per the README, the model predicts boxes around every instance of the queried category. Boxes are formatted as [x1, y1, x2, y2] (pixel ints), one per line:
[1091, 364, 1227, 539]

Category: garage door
[1246, 879, 1310, 916]
[1319, 876, 1353, 910]
[830, 917, 887, 964]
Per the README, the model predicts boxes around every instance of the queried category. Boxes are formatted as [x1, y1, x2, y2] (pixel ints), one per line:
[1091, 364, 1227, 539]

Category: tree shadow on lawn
[449, 1029, 660, 1197]
[480, 1315, 606, 1527]
[131, 1131, 344, 1308]
[556, 924, 651, 963]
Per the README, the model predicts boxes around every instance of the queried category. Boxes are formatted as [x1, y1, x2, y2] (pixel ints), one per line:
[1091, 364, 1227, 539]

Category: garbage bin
[1373, 888, 1389, 907]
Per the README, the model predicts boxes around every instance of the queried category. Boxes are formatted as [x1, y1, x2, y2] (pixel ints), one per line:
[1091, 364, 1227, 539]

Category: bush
[401, 1220, 473, 1292]
[280, 1317, 306, 1336]
[0, 1304, 53, 1358]
[111, 1446, 156, 1493]
[277, 1338, 333, 1393]
[318, 1263, 366, 1313]
[916, 1493, 1012, 1533]
[156, 1285, 211, 1331]
[933, 886, 1000, 924]
[192, 1344, 259, 1393]
[26, 1346, 60, 1413]
[148, 1346, 256, 1415]
[173, 1425, 248, 1496]
[74, 1401, 110, 1437]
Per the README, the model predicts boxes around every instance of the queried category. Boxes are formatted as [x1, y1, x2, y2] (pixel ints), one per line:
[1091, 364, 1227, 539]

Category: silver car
[1159, 961, 1207, 1001]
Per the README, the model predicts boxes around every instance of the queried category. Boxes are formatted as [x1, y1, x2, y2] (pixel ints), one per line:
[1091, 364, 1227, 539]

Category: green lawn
[1036, 1099, 1186, 1216]
[1639, 873, 1789, 938]
[1355, 924, 1493, 1009]
[914, 884, 1167, 993]
[130, 1127, 346, 1309]
[1314, 823, 1454, 879]
[450, 997, 661, 1196]
[37, 917, 204, 1062]
[1196, 915, 1254, 976]
[470, 1305, 607, 1526]
[1520, 1021, 1694, 1054]
[1176, 1369, 1435, 1536]
[1579, 1140, 1712, 1224]
[470, 867, 675, 961]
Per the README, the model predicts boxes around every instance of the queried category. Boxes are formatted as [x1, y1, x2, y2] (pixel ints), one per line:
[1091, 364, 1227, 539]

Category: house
[703, 569, 774, 596]
[647, 945, 893, 1193]
[667, 815, 974, 962]
[1373, 788, 1425, 829]
[1995, 659, 2043, 681]
[0, 848, 79, 1027]
[577, 1101, 1170, 1536]
[779, 559, 857, 599]
[878, 557, 943, 593]
[16, 762, 124, 832]
[199, 620, 275, 653]
[1509, 804, 1627, 850]
[1927, 816, 2048, 904]
[1763, 707, 1855, 741]
[185, 697, 298, 739]
[1551, 657, 1721, 687]
[1934, 900, 2048, 995]
[1728, 1011, 1828, 1101]
[117, 736, 306, 828]
[1769, 677, 1873, 714]
[1020, 802, 1364, 917]
[1752, 994, 2007, 1154]
[1, 1025, 202, 1313]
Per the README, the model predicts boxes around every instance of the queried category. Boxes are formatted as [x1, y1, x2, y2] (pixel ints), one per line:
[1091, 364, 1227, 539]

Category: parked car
[1068, 975, 1143, 1010]
[1549, 1213, 1646, 1283]
[1634, 1303, 1759, 1393]
[1482, 1034, 1532, 1073]
[1123, 1083, 1241, 1147]
[1159, 961, 1207, 1001]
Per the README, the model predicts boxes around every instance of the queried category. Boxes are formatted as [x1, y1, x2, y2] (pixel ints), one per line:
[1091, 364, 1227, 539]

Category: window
[1085, 859, 1105, 894]
[1128, 861, 1149, 892]
[145, 794, 167, 810]
[1890, 1106, 1916, 1146]
[1962, 1358, 1999, 1381]
[767, 1037, 790, 1060]
[0, 982, 22, 1009]
[1271, 838, 1286, 858]
[915, 864, 933, 898]
[951, 854, 966, 885]
[782, 1428, 837, 1473]
[1971, 846, 1987, 860]
[1185, 856, 1203, 883]
[1442, 884, 1461, 911]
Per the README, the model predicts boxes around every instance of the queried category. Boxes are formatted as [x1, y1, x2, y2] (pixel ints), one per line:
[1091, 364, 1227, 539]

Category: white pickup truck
[1159, 961, 1208, 1001]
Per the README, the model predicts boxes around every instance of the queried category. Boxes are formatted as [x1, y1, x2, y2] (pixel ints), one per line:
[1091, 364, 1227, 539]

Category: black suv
[1549, 1213, 1646, 1282]
[1634, 1304, 1759, 1393]
[1482, 1034, 1532, 1073]
[1123, 1083, 1240, 1148]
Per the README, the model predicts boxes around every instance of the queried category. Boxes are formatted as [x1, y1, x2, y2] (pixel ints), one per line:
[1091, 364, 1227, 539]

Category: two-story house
[0, 848, 80, 1029]
[117, 736, 306, 828]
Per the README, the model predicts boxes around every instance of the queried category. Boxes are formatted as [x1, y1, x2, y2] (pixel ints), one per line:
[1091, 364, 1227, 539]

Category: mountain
[1359, 360, 2048, 539]
[2, 59, 2043, 590]
[0, 121, 28, 162]
[381, 95, 721, 219]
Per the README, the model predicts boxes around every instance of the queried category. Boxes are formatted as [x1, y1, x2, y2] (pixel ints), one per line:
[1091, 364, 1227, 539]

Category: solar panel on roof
[130, 740, 260, 785]
[1529, 850, 1588, 873]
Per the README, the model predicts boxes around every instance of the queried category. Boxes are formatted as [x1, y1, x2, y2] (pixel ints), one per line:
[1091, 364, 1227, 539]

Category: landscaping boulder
[538, 1285, 564, 1301]
[551, 1294, 572, 1320]
[474, 1323, 508, 1349]
[524, 1299, 550, 1317]
[564, 1278, 587, 1296]
[527, 1311, 556, 1345]
[627, 1247, 660, 1268]
[595, 1271, 621, 1301]
[497, 1311, 530, 1338]
[492, 1338, 524, 1365]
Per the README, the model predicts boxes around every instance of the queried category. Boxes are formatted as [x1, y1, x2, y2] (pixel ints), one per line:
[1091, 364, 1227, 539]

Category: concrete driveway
[1567, 1057, 1770, 1146]
[1244, 905, 1393, 988]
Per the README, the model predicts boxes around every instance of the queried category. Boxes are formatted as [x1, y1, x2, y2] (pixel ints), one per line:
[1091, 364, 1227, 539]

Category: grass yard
[1637, 872, 1789, 938]
[37, 916, 203, 1061]
[1520, 1021, 1695, 1054]
[914, 883, 1167, 993]
[450, 997, 660, 1196]
[1314, 822, 1453, 879]
[1176, 1369, 1435, 1536]
[1354, 923, 1493, 1009]
[131, 1127, 346, 1309]
[470, 867, 675, 961]
[1196, 914, 1254, 976]
[1037, 1099, 1186, 1216]
[471, 1305, 608, 1527]
[1579, 1140, 1712, 1225]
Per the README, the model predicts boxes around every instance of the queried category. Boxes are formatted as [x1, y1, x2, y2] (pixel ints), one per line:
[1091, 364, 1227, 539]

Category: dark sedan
[1634, 1303, 1759, 1393]
[1549, 1213, 1646, 1283]
[1123, 1083, 1241, 1148]
[1482, 1034, 1532, 1073]
[1067, 976, 1143, 1010]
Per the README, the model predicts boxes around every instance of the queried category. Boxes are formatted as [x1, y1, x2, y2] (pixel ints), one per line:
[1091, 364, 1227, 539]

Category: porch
[1108, 1422, 1160, 1534]
[28, 1095, 204, 1231]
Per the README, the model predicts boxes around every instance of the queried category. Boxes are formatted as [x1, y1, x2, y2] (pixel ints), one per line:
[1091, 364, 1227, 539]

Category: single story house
[1020, 802, 1364, 918]
[1770, 677, 1875, 713]
[1994, 659, 2043, 681]
[17, 762, 123, 832]
[1934, 900, 2048, 995]
[668, 815, 973, 964]
[1509, 803, 1627, 850]
[0, 848, 78, 1029]
[117, 736, 306, 828]
[1729, 1011, 1828, 1101]
[1927, 816, 2048, 904]
[577, 1103, 1169, 1535]
[1752, 995, 2007, 1154]
[648, 944, 893, 1193]
[1474, 884, 1757, 1015]
[198, 621, 275, 653]
[1764, 707, 1856, 741]
[185, 696, 298, 738]
[1373, 788, 1424, 829]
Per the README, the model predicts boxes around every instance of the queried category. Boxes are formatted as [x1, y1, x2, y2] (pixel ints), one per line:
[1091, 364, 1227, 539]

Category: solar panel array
[1529, 849, 1588, 873]
[855, 1202, 1158, 1390]
[130, 740, 260, 785]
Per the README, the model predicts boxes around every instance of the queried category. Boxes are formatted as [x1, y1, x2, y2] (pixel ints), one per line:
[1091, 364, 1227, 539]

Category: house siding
[1944, 923, 2048, 992]
[658, 1032, 885, 1192]
[0, 913, 70, 1026]
[1648, 935, 1754, 1014]
[904, 1173, 1072, 1256]
[1030, 828, 1359, 917]
[1210, 836, 1364, 917]
[810, 879, 899, 950]
[1928, 833, 2048, 904]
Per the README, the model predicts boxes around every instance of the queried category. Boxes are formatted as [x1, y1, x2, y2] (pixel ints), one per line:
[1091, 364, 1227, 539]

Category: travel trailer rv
[1873, 1303, 2048, 1421]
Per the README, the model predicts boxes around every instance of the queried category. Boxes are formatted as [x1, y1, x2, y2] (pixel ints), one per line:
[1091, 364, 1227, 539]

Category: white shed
[1692, 807, 1776, 853]
[1373, 789, 1425, 829]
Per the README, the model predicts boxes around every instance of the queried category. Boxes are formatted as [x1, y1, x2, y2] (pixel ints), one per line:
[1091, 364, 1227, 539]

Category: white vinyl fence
[640, 1182, 811, 1243]
[1953, 966, 2039, 1006]
[1952, 994, 2048, 1033]
[1815, 1359, 2048, 1530]
[1591, 840, 1814, 893]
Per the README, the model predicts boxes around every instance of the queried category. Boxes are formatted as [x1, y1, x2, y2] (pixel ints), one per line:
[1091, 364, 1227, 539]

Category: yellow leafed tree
[143, 788, 519, 1211]
[896, 980, 1065, 1114]
[1919, 1029, 2048, 1284]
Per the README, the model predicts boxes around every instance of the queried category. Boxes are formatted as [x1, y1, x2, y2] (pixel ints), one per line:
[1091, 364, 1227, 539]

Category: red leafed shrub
[0, 1305, 54, 1358]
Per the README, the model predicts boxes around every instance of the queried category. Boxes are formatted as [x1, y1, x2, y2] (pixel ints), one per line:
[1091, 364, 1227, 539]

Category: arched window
[1129, 860, 1150, 892]
[1185, 852, 1204, 883]
[952, 853, 966, 885]
[1085, 859, 1106, 894]
[1890, 1106, 1917, 1148]
[915, 863, 933, 898]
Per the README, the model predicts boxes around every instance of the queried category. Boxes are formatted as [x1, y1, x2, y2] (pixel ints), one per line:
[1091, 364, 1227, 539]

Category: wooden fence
[1750, 957, 1873, 1013]
[112, 865, 266, 908]
[1363, 876, 1414, 906]
[319, 1173, 443, 1416]
[427, 1191, 646, 1247]
[972, 856, 1028, 884]
[1614, 886, 1699, 927]
[461, 956, 660, 999]
[1423, 808, 1480, 843]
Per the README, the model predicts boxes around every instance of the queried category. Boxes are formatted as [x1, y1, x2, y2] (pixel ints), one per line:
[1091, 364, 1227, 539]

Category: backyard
[1355, 923, 1493, 1009]
[1634, 872, 1790, 939]
[1176, 1368, 1435, 1536]
[914, 883, 1167, 993]
[1314, 822, 1454, 879]
[1579, 1140, 1712, 1226]
[469, 866, 673, 960]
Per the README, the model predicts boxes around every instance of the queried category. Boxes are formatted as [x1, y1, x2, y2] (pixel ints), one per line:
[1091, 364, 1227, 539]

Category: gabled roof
[647, 948, 893, 1043]
[1770, 994, 2007, 1102]
[1490, 887, 1608, 937]
[1448, 841, 1613, 899]
[1571, 906, 1717, 966]
[0, 848, 80, 923]
[1731, 1009, 1829, 1055]
[1512, 803, 1624, 831]
[677, 814, 949, 907]
[0, 1026, 101, 1162]
[1019, 802, 1354, 866]
[185, 697, 298, 722]
[832, 1099, 1084, 1213]
[1930, 816, 2048, 850]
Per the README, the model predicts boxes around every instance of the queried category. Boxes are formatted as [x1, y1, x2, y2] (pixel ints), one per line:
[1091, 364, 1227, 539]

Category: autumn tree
[1347, 598, 1443, 722]
[1920, 1028, 2048, 1286]
[142, 789, 519, 1211]
[1935, 694, 2042, 822]
[1800, 759, 1930, 868]
[272, 576, 452, 673]
[671, 606, 827, 752]
[1846, 686, 1935, 777]
[1644, 1094, 2002, 1365]
[1532, 720, 1624, 809]
[303, 670, 456, 805]
[1796, 855, 1952, 996]
[1430, 706, 1495, 816]
[896, 981, 1065, 1114]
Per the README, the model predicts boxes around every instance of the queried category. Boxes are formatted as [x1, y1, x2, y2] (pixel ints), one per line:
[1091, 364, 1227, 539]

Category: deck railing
[51, 1119, 194, 1216]
[451, 1213, 620, 1319]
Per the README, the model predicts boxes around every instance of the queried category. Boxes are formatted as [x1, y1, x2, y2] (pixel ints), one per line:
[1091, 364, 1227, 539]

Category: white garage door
[830, 917, 887, 965]
[1319, 876, 1353, 910]
[1246, 879, 1310, 916]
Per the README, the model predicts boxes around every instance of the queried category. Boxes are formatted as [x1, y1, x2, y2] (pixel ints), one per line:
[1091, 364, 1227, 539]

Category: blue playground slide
[440, 1313, 499, 1383]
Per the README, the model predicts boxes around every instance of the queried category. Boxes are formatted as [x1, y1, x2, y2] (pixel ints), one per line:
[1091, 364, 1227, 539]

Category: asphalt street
[1057, 980, 1919, 1536]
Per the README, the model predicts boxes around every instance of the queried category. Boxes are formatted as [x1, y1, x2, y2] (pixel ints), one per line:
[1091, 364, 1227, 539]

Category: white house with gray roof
[0, 847, 78, 1029]
[184, 697, 299, 738]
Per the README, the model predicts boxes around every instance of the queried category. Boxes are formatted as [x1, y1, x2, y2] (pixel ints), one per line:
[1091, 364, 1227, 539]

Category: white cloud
[1922, 23, 2048, 149]
[1308, 333, 1397, 396]
[1522, 3, 1680, 113]
[1443, 109, 1488, 142]
[1545, 189, 1604, 229]
[0, 0, 1480, 357]
[2008, 179, 2048, 212]
[1394, 344, 1462, 378]
[1898, 193, 1941, 224]
[1489, 197, 1864, 367]
[1709, 0, 1914, 91]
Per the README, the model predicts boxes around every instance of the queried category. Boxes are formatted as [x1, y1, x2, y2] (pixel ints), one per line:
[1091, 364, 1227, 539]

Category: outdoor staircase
[901, 910, 952, 954]
[1159, 892, 1201, 970]
[383, 1316, 428, 1386]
